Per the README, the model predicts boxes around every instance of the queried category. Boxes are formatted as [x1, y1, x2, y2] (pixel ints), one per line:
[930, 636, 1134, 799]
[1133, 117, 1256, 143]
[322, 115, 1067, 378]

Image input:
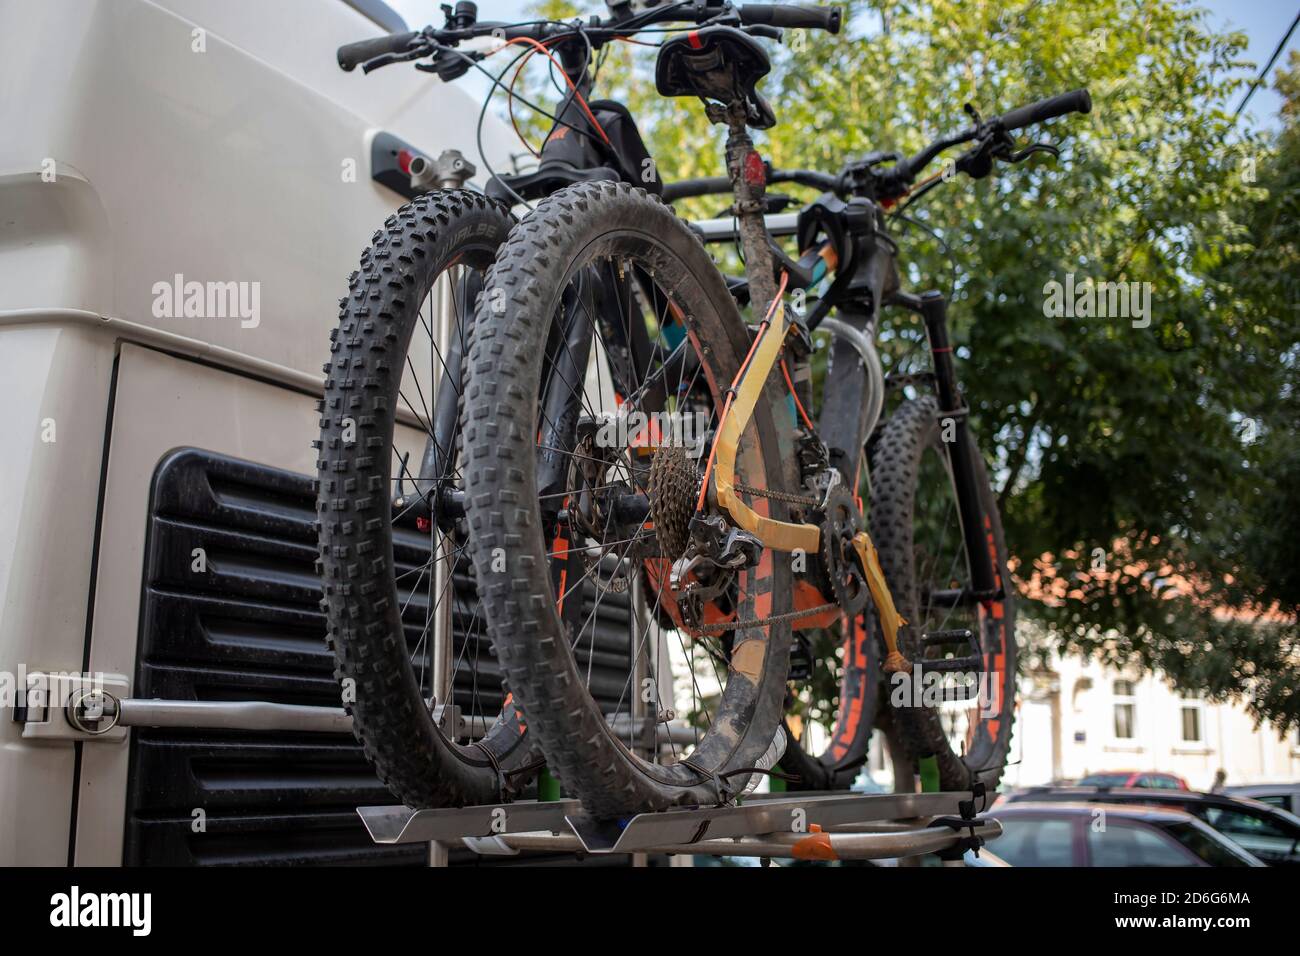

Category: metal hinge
[14, 671, 131, 742]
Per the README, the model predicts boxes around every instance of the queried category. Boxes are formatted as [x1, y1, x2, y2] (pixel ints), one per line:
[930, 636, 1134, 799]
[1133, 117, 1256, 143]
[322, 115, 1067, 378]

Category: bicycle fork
[889, 290, 1001, 602]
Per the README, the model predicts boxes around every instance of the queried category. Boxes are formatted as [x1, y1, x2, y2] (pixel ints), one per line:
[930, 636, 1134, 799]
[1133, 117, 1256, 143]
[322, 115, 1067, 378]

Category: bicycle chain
[732, 481, 820, 508]
[649, 455, 830, 632]
[694, 601, 840, 635]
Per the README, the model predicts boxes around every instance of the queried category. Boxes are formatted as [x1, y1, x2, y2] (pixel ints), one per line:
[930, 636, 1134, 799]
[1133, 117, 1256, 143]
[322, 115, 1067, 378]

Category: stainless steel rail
[471, 820, 1003, 861]
[356, 790, 1000, 863]
[691, 212, 800, 242]
[110, 696, 697, 744]
[117, 698, 354, 734]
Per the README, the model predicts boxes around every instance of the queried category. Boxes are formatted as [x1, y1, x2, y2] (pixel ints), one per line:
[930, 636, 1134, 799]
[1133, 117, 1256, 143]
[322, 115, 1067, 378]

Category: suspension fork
[537, 276, 599, 510]
[416, 270, 481, 525]
[916, 290, 999, 598]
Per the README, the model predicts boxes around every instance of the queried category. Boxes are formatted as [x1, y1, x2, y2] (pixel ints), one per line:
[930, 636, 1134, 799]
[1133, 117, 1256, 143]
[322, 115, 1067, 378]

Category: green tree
[508, 0, 1299, 733]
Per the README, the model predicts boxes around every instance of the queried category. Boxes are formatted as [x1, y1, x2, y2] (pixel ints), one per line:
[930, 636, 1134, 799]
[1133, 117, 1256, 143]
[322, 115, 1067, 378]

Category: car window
[1080, 773, 1130, 787]
[1143, 775, 1179, 789]
[1088, 822, 1197, 866]
[1201, 806, 1300, 863]
[992, 817, 1075, 866]
[1203, 806, 1292, 838]
[1256, 795, 1288, 811]
[1157, 822, 1257, 867]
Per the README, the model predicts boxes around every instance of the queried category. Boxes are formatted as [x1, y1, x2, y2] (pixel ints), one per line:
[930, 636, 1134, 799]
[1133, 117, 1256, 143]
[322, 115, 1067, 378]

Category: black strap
[928, 780, 987, 861]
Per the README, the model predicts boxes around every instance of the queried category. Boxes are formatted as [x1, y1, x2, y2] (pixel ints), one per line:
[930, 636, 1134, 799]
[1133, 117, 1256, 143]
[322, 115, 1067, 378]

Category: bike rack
[356, 790, 1001, 863]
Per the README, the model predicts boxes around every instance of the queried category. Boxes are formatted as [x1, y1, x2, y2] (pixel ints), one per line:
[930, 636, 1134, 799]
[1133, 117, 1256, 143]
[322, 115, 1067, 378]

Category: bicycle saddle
[655, 26, 776, 129]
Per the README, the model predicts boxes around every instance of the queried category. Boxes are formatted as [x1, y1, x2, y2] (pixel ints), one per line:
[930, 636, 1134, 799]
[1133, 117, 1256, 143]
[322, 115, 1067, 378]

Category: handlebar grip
[738, 4, 843, 34]
[662, 176, 734, 202]
[998, 88, 1092, 132]
[338, 31, 420, 71]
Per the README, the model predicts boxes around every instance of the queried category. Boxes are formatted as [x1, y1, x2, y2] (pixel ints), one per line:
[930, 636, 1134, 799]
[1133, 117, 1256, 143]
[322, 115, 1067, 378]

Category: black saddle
[654, 26, 776, 129]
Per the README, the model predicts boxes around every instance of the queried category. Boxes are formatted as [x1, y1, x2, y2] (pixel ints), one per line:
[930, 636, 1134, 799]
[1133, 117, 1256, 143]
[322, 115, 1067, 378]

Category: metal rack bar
[565, 790, 969, 853]
[105, 697, 697, 745]
[359, 798, 584, 845]
[691, 212, 800, 242]
[462, 820, 1003, 862]
[356, 790, 998, 862]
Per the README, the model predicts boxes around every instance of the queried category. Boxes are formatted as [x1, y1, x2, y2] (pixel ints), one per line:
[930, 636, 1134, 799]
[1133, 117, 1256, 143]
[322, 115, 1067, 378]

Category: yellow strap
[705, 300, 910, 679]
[851, 531, 912, 674]
[712, 306, 821, 554]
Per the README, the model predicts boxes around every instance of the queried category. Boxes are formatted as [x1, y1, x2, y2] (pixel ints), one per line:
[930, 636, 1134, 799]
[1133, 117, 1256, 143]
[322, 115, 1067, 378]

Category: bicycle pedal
[920, 628, 975, 648]
[919, 654, 983, 673]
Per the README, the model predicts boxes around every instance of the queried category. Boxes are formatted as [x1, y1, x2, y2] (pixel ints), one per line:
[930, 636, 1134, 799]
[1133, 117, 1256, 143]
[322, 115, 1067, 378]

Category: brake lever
[361, 41, 435, 74]
[1001, 142, 1061, 164]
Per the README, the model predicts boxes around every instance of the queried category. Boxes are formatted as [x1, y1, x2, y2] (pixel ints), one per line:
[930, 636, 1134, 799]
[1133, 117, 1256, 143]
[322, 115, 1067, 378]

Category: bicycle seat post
[708, 101, 779, 320]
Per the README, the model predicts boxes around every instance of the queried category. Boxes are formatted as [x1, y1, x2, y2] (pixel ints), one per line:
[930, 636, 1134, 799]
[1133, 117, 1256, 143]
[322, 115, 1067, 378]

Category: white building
[1002, 643, 1300, 791]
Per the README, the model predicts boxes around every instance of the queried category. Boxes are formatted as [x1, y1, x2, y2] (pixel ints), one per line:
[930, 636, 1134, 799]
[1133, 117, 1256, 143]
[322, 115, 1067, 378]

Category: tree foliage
[512, 1, 1299, 732]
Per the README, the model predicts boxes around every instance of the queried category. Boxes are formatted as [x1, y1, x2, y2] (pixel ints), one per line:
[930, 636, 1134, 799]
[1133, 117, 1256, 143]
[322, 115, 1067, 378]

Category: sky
[1202, 0, 1299, 126]
[387, 0, 1300, 129]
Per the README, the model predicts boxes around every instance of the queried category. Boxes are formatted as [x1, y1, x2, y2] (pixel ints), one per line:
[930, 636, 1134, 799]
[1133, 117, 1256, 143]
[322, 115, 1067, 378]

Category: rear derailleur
[669, 513, 762, 630]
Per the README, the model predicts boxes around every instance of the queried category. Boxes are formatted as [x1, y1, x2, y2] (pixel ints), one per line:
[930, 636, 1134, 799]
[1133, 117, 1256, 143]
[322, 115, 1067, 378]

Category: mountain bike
[319, 0, 1091, 815]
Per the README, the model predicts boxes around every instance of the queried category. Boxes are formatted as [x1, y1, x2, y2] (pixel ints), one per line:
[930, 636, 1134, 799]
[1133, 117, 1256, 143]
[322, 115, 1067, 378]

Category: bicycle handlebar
[337, 2, 842, 74]
[663, 87, 1092, 204]
[338, 31, 421, 71]
[662, 167, 837, 201]
[737, 4, 841, 33]
[998, 88, 1092, 133]
[877, 86, 1093, 196]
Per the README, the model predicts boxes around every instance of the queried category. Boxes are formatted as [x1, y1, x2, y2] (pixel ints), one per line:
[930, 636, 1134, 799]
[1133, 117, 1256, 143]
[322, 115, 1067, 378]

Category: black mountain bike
[318, 0, 1090, 814]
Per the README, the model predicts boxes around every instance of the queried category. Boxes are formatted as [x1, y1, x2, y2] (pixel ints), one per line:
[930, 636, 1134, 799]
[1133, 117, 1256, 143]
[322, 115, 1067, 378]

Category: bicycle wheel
[870, 395, 1017, 791]
[461, 181, 796, 818]
[316, 190, 540, 808]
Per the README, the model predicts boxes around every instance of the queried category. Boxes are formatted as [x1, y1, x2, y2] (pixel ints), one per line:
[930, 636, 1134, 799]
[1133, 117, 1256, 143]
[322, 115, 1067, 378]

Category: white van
[0, 0, 519, 865]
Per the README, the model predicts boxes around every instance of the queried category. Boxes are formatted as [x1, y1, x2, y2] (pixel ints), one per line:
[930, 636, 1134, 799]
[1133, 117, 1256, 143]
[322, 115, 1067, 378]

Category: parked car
[989, 802, 1263, 867]
[1226, 783, 1300, 817]
[870, 847, 1012, 867]
[1077, 770, 1188, 790]
[1001, 787, 1300, 866]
